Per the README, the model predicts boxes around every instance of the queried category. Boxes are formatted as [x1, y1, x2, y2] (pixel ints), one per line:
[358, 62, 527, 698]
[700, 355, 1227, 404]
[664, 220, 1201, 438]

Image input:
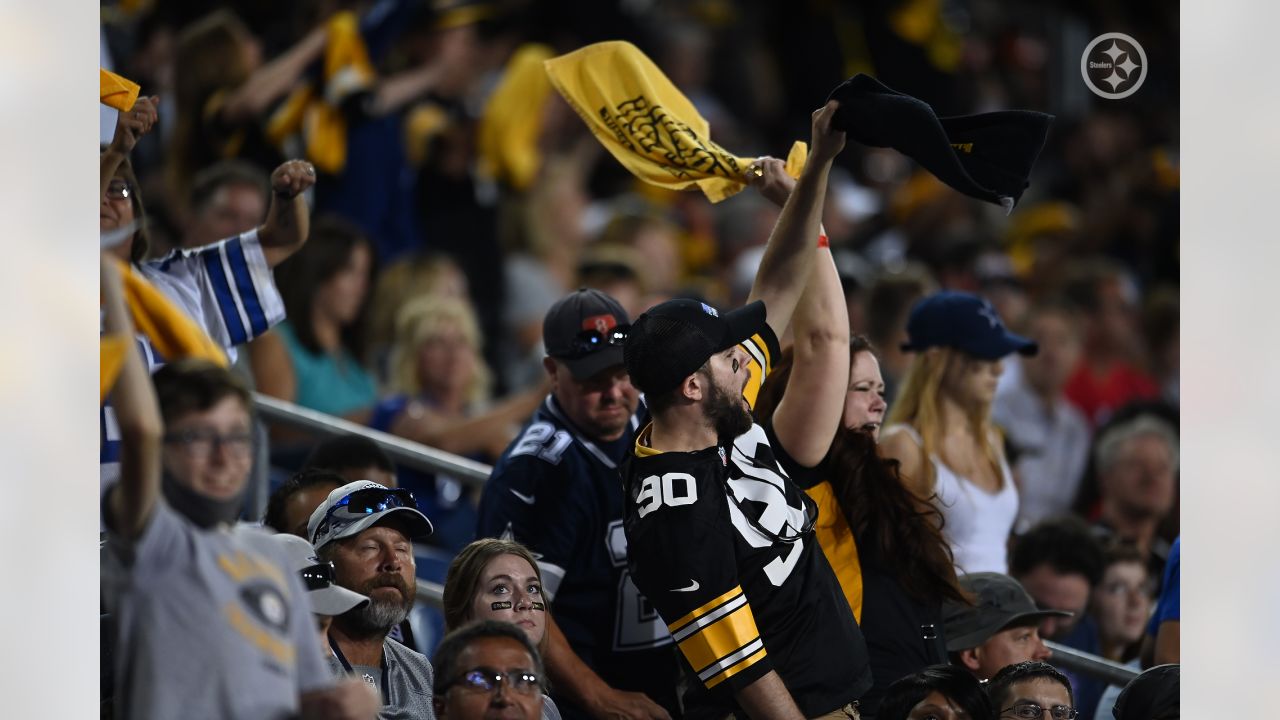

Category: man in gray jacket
[310, 480, 439, 719]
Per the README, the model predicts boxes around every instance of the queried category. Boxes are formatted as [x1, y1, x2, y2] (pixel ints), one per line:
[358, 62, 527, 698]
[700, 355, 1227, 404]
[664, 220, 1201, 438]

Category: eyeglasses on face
[106, 179, 132, 200]
[450, 667, 541, 696]
[1001, 702, 1079, 720]
[162, 429, 253, 459]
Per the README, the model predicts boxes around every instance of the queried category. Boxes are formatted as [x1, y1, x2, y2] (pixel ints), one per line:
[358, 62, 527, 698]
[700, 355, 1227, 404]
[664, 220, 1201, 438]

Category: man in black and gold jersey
[620, 102, 870, 720]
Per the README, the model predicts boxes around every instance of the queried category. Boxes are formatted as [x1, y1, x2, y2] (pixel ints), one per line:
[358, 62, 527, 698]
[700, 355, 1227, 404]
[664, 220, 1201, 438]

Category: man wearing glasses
[986, 661, 1079, 720]
[432, 620, 548, 720]
[309, 480, 438, 718]
[101, 357, 373, 718]
[479, 288, 680, 720]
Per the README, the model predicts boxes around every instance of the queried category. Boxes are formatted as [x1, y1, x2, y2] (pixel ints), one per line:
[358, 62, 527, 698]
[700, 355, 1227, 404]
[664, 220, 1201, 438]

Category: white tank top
[898, 425, 1019, 574]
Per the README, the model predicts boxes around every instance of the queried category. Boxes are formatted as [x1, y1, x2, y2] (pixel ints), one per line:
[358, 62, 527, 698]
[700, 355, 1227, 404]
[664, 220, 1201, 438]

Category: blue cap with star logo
[900, 291, 1037, 360]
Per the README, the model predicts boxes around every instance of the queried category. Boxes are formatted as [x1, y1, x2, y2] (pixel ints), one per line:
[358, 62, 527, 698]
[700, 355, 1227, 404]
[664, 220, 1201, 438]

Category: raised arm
[258, 159, 317, 268]
[102, 256, 164, 539]
[773, 253, 849, 466]
[101, 96, 158, 202]
[745, 158, 850, 466]
[365, 25, 479, 115]
[745, 101, 845, 340]
[220, 24, 328, 123]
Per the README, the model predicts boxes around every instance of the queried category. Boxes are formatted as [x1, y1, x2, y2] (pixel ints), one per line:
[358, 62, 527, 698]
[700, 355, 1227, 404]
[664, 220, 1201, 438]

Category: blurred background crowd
[100, 0, 1178, 715]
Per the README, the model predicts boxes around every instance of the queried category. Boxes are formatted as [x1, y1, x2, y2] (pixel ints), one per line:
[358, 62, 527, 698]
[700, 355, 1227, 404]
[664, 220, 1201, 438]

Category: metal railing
[255, 393, 1139, 688]
[1043, 640, 1139, 686]
[253, 393, 492, 488]
[415, 579, 445, 606]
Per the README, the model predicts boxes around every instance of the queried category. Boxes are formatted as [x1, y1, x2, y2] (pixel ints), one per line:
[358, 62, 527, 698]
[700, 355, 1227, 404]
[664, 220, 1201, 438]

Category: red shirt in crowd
[1064, 360, 1160, 427]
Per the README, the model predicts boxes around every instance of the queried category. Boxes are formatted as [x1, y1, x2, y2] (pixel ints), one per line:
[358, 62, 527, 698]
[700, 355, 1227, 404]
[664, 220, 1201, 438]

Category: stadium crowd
[99, 1, 1179, 719]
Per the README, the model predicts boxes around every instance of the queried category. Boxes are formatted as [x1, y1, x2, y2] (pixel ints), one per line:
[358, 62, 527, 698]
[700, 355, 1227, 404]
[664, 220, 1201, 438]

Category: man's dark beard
[704, 377, 753, 443]
[340, 573, 414, 636]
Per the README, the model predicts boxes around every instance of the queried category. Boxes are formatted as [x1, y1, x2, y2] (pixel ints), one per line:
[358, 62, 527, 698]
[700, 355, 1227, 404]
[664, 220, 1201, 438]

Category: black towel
[827, 74, 1053, 212]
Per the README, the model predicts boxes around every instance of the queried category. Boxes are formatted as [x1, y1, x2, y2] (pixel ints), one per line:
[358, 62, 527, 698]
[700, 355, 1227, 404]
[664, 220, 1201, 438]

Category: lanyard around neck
[329, 635, 389, 704]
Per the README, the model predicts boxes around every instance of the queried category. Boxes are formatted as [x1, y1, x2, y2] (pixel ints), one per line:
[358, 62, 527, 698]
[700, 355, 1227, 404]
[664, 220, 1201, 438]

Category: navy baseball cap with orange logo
[544, 288, 632, 379]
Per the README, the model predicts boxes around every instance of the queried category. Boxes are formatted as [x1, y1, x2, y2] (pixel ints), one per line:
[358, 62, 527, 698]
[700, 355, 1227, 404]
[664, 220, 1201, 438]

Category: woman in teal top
[251, 215, 378, 421]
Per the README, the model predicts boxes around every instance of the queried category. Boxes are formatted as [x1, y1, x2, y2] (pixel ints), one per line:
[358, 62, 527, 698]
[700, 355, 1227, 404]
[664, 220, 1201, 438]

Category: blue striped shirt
[101, 230, 284, 489]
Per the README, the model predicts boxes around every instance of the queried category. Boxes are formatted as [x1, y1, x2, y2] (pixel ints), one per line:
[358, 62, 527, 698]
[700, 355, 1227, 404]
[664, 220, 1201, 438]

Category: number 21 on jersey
[510, 422, 573, 464]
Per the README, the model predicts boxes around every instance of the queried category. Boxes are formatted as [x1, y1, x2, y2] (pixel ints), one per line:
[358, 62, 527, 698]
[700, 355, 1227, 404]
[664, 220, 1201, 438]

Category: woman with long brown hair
[880, 291, 1038, 575]
[442, 538, 562, 720]
[755, 336, 969, 718]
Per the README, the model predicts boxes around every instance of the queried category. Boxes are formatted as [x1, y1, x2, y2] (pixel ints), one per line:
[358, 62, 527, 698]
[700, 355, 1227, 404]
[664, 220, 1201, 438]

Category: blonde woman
[372, 294, 541, 460]
[364, 254, 470, 378]
[369, 295, 543, 550]
[880, 291, 1038, 574]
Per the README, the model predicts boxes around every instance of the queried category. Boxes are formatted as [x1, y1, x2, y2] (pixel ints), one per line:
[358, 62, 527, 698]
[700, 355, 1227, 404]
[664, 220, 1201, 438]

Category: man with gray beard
[309, 480, 438, 719]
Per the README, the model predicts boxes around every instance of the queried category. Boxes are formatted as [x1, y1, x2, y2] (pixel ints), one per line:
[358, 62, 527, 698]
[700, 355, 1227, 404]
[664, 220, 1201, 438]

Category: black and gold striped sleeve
[668, 586, 769, 689]
[741, 324, 781, 411]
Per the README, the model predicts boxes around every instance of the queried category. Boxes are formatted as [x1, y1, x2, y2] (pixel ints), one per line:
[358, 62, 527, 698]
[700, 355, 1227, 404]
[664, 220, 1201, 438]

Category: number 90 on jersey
[635, 473, 698, 518]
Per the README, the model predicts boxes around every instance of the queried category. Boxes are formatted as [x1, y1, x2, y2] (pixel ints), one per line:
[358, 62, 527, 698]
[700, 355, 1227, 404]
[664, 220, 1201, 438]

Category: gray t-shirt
[104, 500, 333, 719]
[327, 637, 435, 720]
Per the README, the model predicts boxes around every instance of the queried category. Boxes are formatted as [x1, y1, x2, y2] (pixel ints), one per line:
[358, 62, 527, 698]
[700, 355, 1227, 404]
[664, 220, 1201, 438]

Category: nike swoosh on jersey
[672, 579, 700, 593]
[510, 489, 536, 505]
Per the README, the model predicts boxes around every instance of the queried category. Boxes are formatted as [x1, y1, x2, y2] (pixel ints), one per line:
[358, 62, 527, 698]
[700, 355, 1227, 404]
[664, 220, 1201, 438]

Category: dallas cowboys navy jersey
[478, 396, 680, 720]
[621, 327, 871, 720]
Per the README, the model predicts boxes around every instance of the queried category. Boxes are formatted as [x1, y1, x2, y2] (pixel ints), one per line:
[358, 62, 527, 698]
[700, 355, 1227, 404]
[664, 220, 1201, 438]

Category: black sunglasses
[312, 487, 420, 545]
[338, 487, 418, 514]
[558, 325, 630, 359]
[299, 561, 336, 591]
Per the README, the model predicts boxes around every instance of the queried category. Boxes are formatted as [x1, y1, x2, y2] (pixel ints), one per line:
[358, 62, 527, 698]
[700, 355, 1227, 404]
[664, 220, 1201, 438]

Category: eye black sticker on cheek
[531, 602, 545, 612]
[490, 601, 513, 611]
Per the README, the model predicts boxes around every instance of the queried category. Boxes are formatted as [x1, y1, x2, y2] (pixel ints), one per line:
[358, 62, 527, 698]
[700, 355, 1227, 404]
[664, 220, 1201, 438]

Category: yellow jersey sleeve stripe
[740, 333, 770, 410]
[669, 586, 743, 635]
[702, 639, 767, 689]
[740, 333, 770, 376]
[678, 600, 760, 672]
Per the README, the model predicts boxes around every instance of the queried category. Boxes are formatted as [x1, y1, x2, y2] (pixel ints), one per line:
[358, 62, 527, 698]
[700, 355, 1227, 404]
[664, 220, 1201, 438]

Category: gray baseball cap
[307, 480, 434, 551]
[269, 533, 370, 617]
[943, 572, 1072, 651]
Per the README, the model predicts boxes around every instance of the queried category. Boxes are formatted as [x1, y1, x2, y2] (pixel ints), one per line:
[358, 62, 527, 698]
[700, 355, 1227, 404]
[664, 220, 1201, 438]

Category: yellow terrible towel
[545, 41, 806, 203]
[478, 43, 555, 191]
[266, 11, 376, 174]
[100, 68, 140, 112]
[102, 259, 230, 402]
[100, 334, 130, 405]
